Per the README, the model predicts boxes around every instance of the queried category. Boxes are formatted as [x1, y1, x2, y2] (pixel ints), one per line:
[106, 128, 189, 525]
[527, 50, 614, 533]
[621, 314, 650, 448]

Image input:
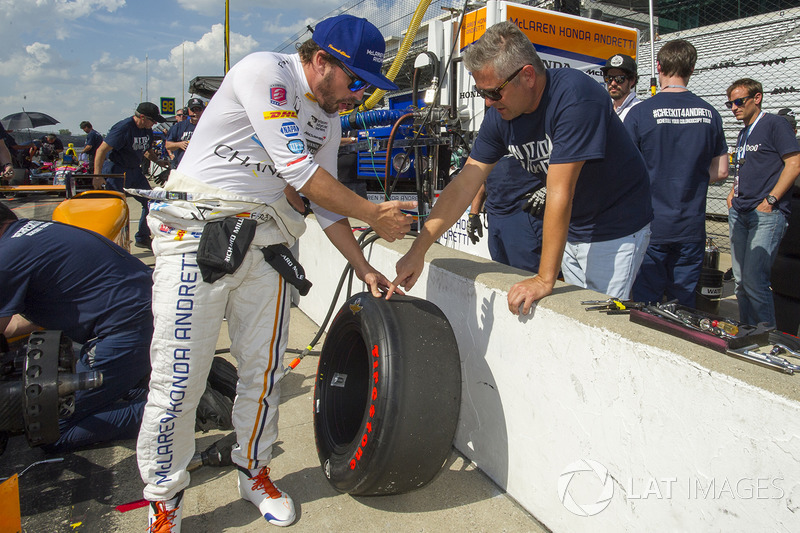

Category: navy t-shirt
[85, 129, 103, 158]
[732, 112, 800, 217]
[484, 155, 544, 216]
[166, 120, 197, 167]
[624, 91, 727, 244]
[104, 116, 153, 170]
[0, 219, 153, 343]
[471, 68, 652, 243]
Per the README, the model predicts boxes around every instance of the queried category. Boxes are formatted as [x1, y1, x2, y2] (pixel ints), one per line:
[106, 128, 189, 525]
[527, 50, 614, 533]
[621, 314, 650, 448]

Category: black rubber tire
[773, 292, 800, 336]
[314, 292, 461, 496]
[207, 356, 238, 402]
[770, 254, 800, 300]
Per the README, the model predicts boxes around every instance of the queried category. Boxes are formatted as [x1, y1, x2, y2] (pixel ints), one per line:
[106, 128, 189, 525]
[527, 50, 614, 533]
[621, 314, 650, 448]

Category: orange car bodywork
[51, 190, 131, 251]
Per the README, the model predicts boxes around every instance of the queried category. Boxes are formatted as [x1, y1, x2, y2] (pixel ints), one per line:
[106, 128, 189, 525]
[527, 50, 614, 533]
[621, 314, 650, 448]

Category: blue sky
[0, 0, 346, 136]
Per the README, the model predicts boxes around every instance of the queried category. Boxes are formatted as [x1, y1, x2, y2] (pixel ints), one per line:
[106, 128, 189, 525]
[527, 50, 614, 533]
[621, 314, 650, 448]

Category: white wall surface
[296, 218, 800, 533]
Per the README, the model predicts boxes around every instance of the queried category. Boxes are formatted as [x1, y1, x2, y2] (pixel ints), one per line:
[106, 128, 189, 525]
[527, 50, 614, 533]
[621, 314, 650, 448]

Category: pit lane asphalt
[0, 194, 547, 533]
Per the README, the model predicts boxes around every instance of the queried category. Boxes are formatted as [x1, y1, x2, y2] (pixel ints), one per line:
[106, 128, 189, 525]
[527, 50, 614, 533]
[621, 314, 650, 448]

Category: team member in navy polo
[393, 22, 653, 314]
[93, 102, 168, 249]
[726, 78, 800, 327]
[625, 39, 729, 307]
[467, 155, 544, 272]
[0, 202, 153, 452]
[79, 120, 103, 173]
[165, 97, 205, 168]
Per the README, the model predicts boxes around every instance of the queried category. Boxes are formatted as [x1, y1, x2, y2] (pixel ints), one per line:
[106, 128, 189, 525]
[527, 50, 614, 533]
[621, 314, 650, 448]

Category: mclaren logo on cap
[610, 55, 624, 67]
[327, 44, 351, 59]
[366, 49, 384, 63]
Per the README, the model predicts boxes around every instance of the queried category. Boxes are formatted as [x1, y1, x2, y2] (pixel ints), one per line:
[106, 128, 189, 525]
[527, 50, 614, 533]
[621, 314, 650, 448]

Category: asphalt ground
[0, 193, 546, 533]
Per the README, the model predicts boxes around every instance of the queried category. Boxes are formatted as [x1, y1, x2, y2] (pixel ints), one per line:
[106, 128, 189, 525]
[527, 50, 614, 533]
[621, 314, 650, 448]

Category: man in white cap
[601, 53, 640, 120]
[136, 14, 415, 531]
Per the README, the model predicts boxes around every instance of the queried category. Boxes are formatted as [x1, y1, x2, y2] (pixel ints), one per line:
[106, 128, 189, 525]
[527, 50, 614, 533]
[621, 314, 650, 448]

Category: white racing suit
[135, 50, 343, 502]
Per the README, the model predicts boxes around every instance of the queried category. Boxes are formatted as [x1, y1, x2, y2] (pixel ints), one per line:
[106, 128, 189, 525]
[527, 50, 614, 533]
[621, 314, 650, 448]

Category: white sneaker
[237, 466, 296, 527]
[147, 490, 183, 532]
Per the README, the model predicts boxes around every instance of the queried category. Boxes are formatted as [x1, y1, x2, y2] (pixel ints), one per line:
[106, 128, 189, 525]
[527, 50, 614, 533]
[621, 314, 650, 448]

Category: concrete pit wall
[296, 217, 800, 532]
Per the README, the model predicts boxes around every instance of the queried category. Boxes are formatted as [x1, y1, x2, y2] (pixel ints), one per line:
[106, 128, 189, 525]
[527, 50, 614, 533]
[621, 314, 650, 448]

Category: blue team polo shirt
[166, 120, 197, 167]
[471, 68, 652, 243]
[104, 116, 153, 170]
[0, 219, 153, 342]
[484, 155, 544, 216]
[624, 91, 728, 244]
[732, 112, 800, 218]
[85, 129, 103, 158]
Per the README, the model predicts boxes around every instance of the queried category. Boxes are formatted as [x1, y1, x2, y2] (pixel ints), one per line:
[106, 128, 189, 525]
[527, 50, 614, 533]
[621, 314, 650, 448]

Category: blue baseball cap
[312, 14, 398, 91]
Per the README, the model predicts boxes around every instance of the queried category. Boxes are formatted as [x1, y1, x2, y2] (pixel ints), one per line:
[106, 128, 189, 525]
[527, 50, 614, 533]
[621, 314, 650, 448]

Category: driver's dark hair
[0, 202, 18, 224]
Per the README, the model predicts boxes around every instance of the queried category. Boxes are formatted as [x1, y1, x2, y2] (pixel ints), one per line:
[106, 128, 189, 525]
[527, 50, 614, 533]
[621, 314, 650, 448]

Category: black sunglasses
[176, 113, 184, 117]
[725, 95, 754, 109]
[333, 59, 370, 92]
[474, 65, 526, 101]
[604, 74, 629, 85]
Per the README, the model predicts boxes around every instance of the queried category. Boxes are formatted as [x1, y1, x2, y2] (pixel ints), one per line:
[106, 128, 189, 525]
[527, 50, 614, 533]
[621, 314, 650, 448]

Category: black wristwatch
[766, 194, 778, 206]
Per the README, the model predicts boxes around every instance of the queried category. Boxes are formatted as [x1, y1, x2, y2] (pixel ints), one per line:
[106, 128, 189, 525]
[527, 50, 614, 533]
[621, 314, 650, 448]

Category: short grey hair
[463, 21, 545, 79]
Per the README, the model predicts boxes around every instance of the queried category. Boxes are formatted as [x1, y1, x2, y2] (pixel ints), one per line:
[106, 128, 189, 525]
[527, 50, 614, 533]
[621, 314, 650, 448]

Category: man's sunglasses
[474, 65, 527, 101]
[725, 95, 754, 109]
[335, 60, 371, 92]
[604, 74, 629, 85]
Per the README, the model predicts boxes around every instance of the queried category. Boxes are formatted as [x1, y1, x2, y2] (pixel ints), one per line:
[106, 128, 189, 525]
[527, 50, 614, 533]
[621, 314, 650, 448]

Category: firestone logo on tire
[558, 459, 614, 516]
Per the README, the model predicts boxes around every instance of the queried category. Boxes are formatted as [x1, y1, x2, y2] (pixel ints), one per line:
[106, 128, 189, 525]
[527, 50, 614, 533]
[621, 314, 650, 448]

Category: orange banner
[507, 5, 636, 59]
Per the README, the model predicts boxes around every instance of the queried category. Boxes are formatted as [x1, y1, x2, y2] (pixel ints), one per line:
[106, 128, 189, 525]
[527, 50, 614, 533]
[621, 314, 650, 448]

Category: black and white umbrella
[1, 111, 60, 130]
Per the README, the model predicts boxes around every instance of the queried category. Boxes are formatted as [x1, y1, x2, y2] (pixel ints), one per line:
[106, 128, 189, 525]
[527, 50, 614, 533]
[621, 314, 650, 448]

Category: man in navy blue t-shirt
[93, 102, 169, 249]
[725, 78, 800, 327]
[0, 202, 153, 452]
[468, 155, 544, 272]
[165, 97, 205, 168]
[393, 22, 652, 314]
[79, 120, 103, 173]
[625, 39, 729, 307]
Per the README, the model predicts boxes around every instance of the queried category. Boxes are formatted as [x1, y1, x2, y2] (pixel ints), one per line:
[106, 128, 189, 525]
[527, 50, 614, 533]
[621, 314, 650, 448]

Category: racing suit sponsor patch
[263, 110, 298, 120]
[280, 121, 299, 137]
[270, 85, 287, 106]
[287, 140, 305, 154]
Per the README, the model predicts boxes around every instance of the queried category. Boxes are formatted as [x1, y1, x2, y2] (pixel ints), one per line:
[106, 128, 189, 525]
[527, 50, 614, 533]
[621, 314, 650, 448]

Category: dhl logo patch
[264, 110, 298, 120]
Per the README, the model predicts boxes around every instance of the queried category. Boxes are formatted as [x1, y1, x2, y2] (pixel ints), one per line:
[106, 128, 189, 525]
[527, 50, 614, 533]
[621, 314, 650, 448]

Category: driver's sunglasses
[334, 59, 371, 92]
[604, 74, 629, 85]
[474, 65, 527, 101]
[725, 95, 754, 109]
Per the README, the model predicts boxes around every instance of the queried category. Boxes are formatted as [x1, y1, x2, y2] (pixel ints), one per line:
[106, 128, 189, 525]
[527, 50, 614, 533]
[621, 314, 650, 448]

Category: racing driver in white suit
[135, 14, 415, 532]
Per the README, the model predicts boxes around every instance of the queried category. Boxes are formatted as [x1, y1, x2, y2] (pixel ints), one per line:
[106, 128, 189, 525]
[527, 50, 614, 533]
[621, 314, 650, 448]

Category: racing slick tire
[314, 292, 462, 496]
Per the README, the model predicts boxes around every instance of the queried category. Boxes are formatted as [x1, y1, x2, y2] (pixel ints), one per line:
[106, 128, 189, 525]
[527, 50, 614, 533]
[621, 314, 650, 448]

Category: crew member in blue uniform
[165, 97, 205, 168]
[93, 102, 168, 249]
[468, 155, 544, 272]
[0, 202, 153, 452]
[725, 78, 800, 327]
[625, 39, 729, 307]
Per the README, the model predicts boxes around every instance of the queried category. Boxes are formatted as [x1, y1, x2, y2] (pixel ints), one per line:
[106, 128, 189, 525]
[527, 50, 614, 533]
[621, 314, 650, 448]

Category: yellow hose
[347, 0, 432, 114]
